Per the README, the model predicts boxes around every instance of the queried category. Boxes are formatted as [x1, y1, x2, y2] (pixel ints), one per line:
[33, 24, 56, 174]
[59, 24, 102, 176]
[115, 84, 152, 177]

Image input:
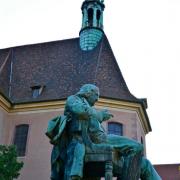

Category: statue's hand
[101, 109, 113, 121]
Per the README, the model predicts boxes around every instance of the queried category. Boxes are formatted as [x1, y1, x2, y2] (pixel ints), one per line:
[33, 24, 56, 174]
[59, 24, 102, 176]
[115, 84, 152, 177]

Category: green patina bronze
[80, 0, 105, 51]
[46, 84, 161, 180]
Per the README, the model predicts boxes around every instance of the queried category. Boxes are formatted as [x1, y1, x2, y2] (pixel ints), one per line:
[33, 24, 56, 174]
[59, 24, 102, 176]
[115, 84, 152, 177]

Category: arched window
[96, 10, 101, 21]
[108, 122, 123, 136]
[88, 8, 93, 26]
[13, 124, 29, 156]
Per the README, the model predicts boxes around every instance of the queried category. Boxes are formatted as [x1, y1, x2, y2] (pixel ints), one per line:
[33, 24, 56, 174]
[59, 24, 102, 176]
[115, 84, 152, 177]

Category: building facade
[0, 0, 151, 179]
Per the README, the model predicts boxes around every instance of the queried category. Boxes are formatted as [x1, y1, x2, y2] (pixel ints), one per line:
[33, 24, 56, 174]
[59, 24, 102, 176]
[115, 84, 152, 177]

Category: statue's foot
[71, 175, 81, 180]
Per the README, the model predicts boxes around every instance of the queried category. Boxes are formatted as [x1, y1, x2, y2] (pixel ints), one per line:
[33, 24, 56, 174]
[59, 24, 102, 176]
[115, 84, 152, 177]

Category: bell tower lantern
[80, 0, 105, 51]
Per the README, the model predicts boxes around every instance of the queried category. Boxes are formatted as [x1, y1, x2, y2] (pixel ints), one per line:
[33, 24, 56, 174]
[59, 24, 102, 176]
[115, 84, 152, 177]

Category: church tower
[80, 0, 105, 51]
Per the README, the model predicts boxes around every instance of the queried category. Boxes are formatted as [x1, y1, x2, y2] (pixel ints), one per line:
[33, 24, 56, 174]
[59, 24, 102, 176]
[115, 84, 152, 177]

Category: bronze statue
[46, 84, 161, 180]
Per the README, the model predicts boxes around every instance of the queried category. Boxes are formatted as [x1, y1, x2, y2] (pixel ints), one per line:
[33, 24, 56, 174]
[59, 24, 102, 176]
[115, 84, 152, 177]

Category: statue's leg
[64, 144, 74, 180]
[70, 142, 85, 179]
[107, 135, 144, 180]
[140, 157, 162, 180]
[121, 151, 142, 180]
[107, 134, 143, 155]
[64, 140, 85, 180]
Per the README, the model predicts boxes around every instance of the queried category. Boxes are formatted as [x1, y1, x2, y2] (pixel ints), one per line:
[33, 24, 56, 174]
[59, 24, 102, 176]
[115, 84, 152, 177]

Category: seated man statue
[46, 84, 161, 180]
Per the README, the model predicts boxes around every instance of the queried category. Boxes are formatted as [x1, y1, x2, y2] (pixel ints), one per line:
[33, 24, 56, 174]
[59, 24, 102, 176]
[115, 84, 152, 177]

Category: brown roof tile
[0, 49, 11, 98]
[0, 35, 140, 104]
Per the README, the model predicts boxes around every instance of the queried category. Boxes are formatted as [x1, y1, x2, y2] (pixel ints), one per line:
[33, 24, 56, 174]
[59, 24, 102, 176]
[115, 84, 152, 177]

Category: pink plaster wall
[6, 110, 63, 180]
[0, 107, 9, 144]
[2, 107, 146, 180]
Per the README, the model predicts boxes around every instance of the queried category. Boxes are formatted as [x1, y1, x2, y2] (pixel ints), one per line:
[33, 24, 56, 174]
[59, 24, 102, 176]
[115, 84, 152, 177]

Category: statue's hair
[77, 84, 99, 97]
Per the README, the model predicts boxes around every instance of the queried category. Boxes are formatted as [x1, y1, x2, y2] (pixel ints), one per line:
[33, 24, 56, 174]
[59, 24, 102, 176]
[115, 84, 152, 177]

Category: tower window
[108, 122, 123, 136]
[88, 8, 93, 26]
[96, 10, 101, 27]
[13, 124, 29, 156]
[97, 10, 101, 21]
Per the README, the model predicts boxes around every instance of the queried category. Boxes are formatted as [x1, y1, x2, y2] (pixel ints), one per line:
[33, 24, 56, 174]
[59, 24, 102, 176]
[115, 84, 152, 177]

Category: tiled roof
[0, 49, 11, 98]
[0, 35, 141, 104]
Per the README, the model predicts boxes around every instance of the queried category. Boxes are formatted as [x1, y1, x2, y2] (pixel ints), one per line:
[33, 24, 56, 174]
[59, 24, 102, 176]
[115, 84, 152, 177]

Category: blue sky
[0, 0, 180, 164]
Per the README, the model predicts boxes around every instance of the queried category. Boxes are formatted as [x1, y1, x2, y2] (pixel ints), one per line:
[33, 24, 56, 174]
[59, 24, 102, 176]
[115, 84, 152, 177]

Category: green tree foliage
[0, 145, 23, 180]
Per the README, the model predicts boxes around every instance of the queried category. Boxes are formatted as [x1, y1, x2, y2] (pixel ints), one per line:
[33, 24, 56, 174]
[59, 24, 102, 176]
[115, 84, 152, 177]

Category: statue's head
[78, 84, 99, 106]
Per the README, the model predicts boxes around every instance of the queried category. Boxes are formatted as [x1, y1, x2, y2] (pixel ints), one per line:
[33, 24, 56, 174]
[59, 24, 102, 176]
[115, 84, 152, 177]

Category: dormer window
[31, 85, 44, 98]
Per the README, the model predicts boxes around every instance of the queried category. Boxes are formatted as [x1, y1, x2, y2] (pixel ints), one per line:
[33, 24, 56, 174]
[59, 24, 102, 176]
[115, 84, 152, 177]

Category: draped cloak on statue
[46, 115, 69, 179]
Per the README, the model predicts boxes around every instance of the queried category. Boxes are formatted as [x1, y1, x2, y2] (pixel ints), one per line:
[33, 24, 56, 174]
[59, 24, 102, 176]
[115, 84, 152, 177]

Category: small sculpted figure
[46, 84, 161, 180]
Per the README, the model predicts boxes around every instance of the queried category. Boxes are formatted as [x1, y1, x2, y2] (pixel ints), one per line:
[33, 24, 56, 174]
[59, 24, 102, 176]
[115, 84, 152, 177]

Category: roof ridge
[0, 37, 79, 50]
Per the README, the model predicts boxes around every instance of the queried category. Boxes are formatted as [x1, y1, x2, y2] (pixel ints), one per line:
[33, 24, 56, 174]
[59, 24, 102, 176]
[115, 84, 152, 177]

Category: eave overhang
[0, 93, 11, 112]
